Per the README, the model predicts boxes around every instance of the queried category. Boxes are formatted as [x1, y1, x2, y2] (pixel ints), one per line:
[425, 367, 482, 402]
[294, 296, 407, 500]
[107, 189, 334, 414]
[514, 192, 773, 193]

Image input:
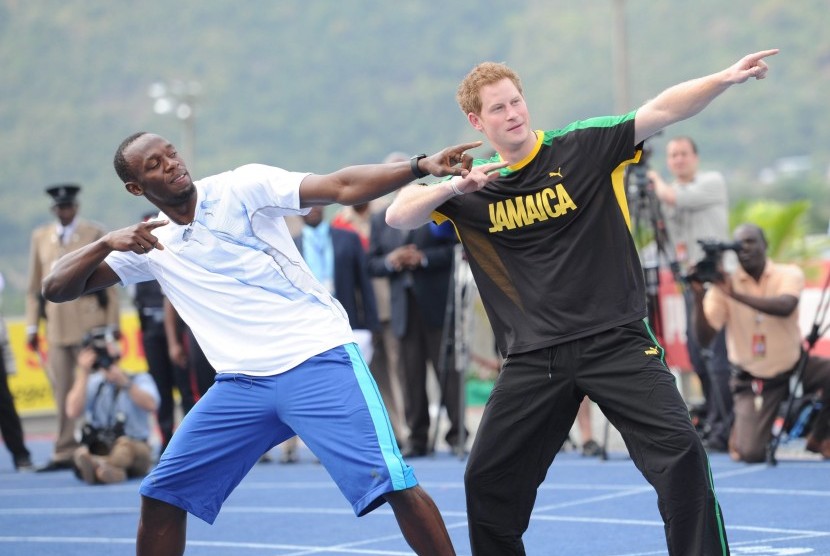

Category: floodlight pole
[148, 80, 202, 172]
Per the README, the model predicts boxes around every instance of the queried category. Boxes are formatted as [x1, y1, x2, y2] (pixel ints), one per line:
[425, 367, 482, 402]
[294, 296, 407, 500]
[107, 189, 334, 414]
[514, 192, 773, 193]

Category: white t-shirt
[106, 164, 355, 376]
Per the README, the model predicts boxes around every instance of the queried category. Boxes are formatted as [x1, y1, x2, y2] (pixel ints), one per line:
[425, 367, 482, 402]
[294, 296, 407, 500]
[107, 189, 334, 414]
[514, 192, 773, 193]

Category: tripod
[627, 165, 684, 330]
[601, 164, 733, 457]
[597, 165, 687, 458]
[430, 244, 477, 459]
[766, 266, 830, 465]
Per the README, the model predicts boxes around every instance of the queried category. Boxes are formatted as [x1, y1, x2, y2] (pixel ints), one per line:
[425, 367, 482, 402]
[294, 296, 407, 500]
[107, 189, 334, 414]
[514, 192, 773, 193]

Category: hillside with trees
[1, 0, 828, 312]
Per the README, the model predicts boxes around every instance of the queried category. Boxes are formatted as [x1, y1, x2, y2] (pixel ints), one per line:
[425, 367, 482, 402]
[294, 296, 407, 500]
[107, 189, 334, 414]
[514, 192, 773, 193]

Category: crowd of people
[5, 175, 476, 479]
[648, 138, 830, 463]
[4, 45, 829, 555]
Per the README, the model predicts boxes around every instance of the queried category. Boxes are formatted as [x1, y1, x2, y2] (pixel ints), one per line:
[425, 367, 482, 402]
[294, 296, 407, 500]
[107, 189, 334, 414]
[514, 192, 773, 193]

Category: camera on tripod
[81, 327, 120, 370]
[684, 239, 742, 284]
[627, 143, 653, 195]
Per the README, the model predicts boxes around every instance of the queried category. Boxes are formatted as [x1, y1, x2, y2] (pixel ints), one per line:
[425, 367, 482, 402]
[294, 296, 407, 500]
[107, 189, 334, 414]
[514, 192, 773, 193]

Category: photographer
[648, 136, 733, 452]
[692, 223, 830, 462]
[66, 328, 160, 484]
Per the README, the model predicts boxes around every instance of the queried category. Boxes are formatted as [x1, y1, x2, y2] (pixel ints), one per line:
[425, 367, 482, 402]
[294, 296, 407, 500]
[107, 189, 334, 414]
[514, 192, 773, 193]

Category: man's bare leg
[385, 485, 456, 555]
[136, 495, 187, 556]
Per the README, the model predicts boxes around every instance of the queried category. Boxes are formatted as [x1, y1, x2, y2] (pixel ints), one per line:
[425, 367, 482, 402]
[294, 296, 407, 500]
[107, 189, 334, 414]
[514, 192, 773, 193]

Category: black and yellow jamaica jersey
[433, 111, 647, 356]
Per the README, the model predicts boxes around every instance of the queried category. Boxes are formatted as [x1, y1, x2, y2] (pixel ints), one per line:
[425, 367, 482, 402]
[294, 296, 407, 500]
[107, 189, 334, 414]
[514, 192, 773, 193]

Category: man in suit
[26, 184, 120, 471]
[295, 206, 379, 356]
[368, 209, 464, 457]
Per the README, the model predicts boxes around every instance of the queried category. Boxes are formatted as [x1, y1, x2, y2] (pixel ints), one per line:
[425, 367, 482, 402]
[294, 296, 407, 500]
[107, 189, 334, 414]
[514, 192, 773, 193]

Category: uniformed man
[26, 183, 120, 471]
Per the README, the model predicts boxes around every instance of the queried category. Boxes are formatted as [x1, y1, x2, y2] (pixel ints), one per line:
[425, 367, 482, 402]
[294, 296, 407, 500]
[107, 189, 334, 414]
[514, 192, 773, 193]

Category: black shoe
[278, 448, 298, 464]
[581, 440, 603, 457]
[14, 455, 34, 472]
[449, 443, 467, 457]
[36, 459, 74, 472]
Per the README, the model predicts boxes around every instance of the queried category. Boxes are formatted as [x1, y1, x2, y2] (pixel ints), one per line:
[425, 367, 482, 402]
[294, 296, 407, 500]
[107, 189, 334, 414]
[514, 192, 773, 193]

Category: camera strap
[88, 381, 125, 429]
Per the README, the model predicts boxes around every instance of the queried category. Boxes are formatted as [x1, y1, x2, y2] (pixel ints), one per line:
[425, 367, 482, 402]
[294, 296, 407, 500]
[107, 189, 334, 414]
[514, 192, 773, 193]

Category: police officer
[26, 184, 120, 471]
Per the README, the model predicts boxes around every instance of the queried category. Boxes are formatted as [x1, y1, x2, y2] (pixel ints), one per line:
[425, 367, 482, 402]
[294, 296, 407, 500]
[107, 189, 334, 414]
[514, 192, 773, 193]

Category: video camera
[626, 142, 653, 194]
[81, 327, 120, 370]
[683, 239, 742, 284]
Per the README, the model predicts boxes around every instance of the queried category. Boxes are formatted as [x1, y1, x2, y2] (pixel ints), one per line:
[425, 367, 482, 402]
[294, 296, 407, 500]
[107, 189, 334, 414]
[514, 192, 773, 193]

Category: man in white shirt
[41, 131, 505, 556]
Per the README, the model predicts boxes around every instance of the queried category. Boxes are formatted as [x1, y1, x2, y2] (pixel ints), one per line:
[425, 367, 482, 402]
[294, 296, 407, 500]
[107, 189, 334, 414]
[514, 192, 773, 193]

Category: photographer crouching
[66, 327, 160, 484]
[690, 223, 830, 462]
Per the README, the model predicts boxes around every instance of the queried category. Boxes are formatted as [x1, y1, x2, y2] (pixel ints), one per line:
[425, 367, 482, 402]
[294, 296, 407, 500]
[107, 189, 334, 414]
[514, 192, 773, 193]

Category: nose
[162, 156, 179, 172]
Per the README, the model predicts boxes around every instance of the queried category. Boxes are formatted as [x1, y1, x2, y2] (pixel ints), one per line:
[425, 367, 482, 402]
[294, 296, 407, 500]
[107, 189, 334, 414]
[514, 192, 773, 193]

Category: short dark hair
[734, 222, 768, 250]
[113, 131, 148, 184]
[669, 136, 698, 155]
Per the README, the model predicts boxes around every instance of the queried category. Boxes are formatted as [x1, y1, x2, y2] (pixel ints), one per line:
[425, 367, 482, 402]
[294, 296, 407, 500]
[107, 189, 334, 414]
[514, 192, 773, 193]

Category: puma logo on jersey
[644, 346, 659, 356]
[548, 167, 563, 179]
[487, 184, 577, 233]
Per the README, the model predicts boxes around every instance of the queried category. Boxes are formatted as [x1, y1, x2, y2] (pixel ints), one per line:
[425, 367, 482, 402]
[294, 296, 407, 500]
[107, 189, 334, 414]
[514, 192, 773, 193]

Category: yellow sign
[6, 311, 148, 415]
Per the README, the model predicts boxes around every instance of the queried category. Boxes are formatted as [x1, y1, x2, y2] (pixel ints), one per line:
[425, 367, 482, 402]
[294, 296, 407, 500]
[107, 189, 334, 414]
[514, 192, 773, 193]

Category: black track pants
[464, 320, 729, 555]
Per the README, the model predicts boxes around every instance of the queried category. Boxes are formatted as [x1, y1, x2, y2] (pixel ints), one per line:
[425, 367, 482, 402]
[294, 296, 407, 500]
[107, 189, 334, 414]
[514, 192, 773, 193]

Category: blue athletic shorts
[139, 343, 417, 524]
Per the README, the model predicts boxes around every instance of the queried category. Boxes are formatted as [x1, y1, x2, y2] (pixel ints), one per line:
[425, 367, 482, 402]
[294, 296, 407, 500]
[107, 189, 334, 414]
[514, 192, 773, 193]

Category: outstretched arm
[385, 161, 508, 230]
[634, 49, 779, 144]
[298, 141, 486, 207]
[42, 220, 168, 303]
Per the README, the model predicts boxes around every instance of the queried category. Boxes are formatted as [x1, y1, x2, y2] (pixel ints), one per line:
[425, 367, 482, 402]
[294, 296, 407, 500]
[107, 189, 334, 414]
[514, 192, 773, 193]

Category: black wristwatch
[410, 153, 428, 179]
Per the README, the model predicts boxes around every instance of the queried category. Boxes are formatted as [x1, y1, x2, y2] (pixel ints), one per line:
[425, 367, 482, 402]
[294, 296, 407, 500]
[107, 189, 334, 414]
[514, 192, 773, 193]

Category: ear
[124, 181, 143, 197]
[468, 112, 484, 132]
